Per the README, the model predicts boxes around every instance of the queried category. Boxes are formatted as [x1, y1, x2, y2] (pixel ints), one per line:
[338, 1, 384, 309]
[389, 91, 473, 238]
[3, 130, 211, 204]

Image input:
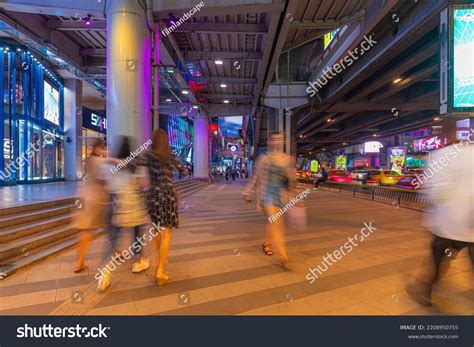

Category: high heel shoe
[97, 272, 111, 292]
[156, 271, 170, 286]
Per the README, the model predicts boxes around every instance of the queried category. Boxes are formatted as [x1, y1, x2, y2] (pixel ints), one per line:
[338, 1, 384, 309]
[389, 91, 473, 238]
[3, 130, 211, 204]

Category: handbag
[286, 200, 308, 230]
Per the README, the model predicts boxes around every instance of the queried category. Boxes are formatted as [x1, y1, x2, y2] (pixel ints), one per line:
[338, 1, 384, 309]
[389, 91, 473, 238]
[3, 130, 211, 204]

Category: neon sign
[91, 113, 107, 132]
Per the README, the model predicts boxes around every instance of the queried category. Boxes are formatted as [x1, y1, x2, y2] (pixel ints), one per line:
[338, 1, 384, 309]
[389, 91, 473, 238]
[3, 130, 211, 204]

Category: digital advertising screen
[388, 146, 407, 173]
[167, 115, 193, 162]
[335, 155, 347, 170]
[44, 81, 60, 125]
[452, 7, 474, 109]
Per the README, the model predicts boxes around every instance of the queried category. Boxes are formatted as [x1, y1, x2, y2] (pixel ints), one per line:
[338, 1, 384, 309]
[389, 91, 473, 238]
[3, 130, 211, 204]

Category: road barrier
[298, 179, 430, 211]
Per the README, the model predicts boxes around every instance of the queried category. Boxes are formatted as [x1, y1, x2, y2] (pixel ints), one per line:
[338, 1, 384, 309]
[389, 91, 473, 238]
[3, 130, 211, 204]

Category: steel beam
[184, 51, 262, 60]
[154, 2, 285, 19]
[45, 19, 106, 31]
[190, 76, 257, 84]
[175, 22, 267, 34]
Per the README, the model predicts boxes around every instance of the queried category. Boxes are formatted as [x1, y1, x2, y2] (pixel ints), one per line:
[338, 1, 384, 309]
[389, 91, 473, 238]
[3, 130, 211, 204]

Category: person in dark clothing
[313, 166, 328, 189]
[231, 169, 236, 181]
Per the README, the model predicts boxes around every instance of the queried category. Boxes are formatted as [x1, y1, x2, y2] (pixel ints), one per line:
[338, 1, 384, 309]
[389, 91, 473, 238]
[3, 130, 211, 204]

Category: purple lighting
[83, 15, 93, 26]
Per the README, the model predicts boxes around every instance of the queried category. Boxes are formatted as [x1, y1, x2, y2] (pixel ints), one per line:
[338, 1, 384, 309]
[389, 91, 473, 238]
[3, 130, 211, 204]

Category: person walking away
[139, 129, 183, 285]
[73, 140, 111, 273]
[98, 136, 150, 291]
[406, 119, 473, 306]
[314, 165, 328, 189]
[243, 132, 296, 267]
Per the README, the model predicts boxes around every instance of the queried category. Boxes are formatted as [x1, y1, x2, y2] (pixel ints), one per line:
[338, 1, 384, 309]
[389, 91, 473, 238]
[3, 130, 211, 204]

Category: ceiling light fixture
[215, 60, 223, 65]
[223, 100, 229, 104]
[220, 83, 227, 88]
[181, 90, 189, 95]
[393, 78, 402, 83]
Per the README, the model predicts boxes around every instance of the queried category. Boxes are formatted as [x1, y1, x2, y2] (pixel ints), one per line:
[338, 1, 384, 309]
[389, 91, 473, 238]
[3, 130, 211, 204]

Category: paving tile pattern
[0, 181, 472, 315]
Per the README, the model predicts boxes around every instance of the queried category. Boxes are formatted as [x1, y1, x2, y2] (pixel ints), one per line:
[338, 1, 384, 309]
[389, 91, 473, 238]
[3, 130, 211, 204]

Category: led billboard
[452, 8, 474, 109]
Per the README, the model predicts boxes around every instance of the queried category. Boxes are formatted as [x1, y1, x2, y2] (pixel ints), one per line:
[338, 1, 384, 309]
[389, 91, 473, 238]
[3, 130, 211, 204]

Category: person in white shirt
[407, 118, 473, 306]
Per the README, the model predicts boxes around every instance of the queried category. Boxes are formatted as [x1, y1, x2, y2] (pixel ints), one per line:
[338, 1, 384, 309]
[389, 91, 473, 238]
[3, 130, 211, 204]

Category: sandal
[74, 265, 88, 273]
[262, 243, 274, 256]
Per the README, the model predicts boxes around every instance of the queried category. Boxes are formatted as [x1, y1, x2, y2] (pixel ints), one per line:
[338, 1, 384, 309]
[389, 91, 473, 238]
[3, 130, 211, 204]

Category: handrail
[297, 178, 429, 211]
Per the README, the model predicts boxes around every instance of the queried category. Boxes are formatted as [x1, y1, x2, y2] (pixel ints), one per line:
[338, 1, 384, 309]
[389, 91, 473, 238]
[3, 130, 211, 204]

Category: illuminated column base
[193, 114, 209, 178]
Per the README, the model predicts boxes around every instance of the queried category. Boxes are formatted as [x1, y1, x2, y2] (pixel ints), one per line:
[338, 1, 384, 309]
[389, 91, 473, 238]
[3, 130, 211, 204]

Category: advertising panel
[388, 146, 407, 173]
[44, 81, 60, 126]
[335, 155, 347, 170]
[452, 7, 474, 109]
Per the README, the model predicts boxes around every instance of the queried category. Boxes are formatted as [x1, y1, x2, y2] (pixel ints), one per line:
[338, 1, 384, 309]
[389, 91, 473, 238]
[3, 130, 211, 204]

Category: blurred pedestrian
[313, 165, 328, 189]
[406, 119, 473, 306]
[98, 136, 150, 291]
[73, 139, 111, 273]
[243, 132, 296, 268]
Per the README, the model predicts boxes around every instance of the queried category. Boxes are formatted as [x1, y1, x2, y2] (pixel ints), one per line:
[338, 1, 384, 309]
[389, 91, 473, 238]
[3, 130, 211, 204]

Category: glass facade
[0, 44, 64, 184]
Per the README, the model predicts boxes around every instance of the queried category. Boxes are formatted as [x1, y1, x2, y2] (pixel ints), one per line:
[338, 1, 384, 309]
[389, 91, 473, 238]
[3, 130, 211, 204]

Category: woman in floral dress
[141, 129, 183, 285]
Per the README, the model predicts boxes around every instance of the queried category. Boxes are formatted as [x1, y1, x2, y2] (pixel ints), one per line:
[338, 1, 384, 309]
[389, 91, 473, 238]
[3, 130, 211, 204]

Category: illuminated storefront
[81, 107, 106, 170]
[1, 44, 64, 184]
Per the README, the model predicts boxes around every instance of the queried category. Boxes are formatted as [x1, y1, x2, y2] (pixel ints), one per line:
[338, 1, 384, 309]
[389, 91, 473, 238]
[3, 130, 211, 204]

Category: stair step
[0, 198, 76, 217]
[0, 180, 208, 279]
[0, 224, 78, 262]
[0, 204, 74, 229]
[0, 214, 72, 244]
[0, 229, 103, 280]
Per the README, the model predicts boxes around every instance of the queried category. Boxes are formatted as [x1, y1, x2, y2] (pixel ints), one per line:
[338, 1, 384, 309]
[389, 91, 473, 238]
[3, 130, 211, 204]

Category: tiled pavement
[0, 181, 472, 315]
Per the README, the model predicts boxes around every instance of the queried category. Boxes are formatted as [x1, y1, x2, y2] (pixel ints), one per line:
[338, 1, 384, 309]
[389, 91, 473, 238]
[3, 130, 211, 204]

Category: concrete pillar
[64, 79, 82, 181]
[278, 109, 284, 133]
[106, 0, 151, 154]
[193, 114, 209, 178]
[285, 111, 292, 154]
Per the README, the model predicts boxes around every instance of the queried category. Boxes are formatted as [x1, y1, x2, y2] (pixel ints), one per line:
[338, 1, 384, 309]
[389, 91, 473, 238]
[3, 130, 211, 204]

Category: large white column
[106, 0, 151, 154]
[64, 79, 82, 181]
[193, 114, 209, 178]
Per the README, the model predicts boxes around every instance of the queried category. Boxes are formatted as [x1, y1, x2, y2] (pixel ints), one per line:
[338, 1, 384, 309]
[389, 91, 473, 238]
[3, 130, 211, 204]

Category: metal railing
[298, 179, 429, 211]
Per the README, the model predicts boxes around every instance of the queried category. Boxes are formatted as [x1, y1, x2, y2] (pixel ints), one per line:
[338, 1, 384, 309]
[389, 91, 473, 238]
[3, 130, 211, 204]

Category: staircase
[174, 178, 209, 199]
[0, 198, 86, 279]
[0, 178, 208, 279]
